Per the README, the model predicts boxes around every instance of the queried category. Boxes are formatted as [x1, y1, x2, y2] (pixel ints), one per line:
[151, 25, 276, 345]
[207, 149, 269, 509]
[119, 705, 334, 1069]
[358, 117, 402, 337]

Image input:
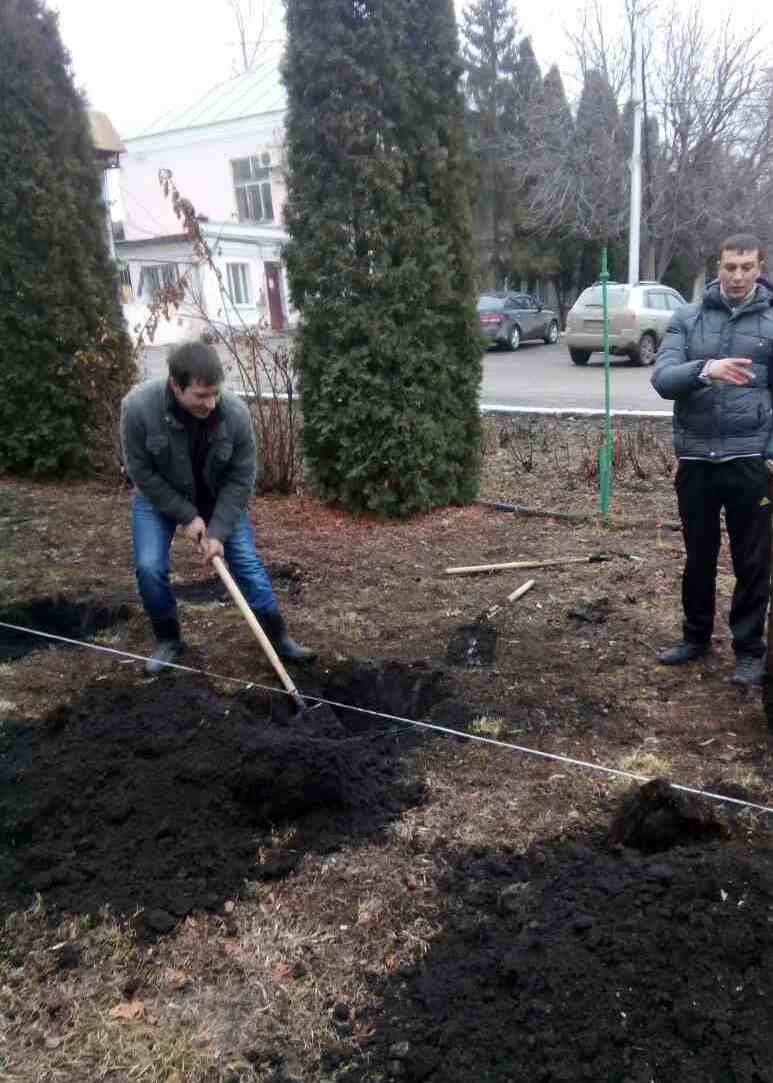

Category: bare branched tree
[134, 169, 302, 494]
[567, 1, 629, 98]
[525, 0, 773, 286]
[644, 8, 773, 281]
[228, 0, 268, 73]
[524, 65, 628, 245]
[524, 0, 654, 246]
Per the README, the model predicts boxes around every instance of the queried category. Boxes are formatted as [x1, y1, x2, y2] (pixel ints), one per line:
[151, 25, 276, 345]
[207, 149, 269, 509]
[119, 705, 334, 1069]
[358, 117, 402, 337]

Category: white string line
[0, 623, 402, 749]
[0, 622, 270, 686]
[3, 621, 773, 817]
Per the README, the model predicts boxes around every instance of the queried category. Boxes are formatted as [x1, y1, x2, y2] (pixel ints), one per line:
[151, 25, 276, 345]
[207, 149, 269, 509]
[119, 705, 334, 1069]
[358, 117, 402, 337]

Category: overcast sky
[52, 0, 764, 139]
[53, 0, 587, 137]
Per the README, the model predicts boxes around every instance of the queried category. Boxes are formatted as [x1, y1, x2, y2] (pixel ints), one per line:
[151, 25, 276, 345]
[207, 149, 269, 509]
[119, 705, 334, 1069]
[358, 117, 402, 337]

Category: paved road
[139, 336, 672, 415]
[481, 337, 671, 414]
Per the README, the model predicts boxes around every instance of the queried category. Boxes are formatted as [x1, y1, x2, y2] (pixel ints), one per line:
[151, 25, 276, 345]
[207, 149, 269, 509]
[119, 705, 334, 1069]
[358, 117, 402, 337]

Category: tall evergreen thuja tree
[461, 0, 520, 285]
[0, 0, 134, 474]
[517, 64, 579, 323]
[282, 0, 483, 517]
[572, 69, 627, 245]
[540, 64, 573, 152]
[512, 36, 541, 142]
[505, 36, 543, 285]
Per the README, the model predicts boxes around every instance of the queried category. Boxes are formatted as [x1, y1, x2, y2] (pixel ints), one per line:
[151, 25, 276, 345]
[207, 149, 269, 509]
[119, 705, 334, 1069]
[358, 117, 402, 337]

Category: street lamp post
[628, 29, 643, 286]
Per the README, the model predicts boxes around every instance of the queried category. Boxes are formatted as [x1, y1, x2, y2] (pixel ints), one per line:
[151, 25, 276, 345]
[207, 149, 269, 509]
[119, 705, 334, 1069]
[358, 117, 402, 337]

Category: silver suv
[565, 282, 687, 366]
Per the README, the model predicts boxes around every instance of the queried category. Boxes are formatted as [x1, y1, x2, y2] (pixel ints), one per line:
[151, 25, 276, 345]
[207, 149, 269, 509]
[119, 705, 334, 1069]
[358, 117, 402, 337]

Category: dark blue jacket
[652, 281, 773, 460]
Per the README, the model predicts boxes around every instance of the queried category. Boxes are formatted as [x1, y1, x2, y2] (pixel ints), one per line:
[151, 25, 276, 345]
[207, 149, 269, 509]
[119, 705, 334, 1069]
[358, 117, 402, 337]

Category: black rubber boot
[731, 653, 765, 687]
[146, 616, 184, 676]
[656, 642, 709, 666]
[258, 609, 316, 662]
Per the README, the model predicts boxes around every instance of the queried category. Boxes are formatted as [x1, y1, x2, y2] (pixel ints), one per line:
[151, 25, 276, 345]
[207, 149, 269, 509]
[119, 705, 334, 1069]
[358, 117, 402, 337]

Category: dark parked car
[477, 292, 560, 351]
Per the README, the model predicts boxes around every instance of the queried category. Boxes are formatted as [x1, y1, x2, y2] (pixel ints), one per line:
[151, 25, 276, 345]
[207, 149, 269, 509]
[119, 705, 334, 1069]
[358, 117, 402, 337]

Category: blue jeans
[132, 493, 278, 621]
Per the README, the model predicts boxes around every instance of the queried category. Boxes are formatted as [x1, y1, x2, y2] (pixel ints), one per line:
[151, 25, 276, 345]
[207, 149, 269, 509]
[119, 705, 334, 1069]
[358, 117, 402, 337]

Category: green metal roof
[128, 41, 285, 139]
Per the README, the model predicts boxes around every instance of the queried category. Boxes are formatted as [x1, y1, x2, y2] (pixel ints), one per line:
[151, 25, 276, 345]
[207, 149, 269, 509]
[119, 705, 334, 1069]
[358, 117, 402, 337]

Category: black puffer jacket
[652, 281, 773, 459]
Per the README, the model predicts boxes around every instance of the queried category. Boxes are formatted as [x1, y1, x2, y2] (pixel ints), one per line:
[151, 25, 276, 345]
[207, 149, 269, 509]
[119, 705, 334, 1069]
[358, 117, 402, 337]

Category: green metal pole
[598, 247, 613, 515]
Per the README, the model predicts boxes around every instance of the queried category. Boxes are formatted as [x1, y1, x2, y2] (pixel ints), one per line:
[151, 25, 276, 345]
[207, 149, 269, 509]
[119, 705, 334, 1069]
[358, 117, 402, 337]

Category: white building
[116, 43, 295, 345]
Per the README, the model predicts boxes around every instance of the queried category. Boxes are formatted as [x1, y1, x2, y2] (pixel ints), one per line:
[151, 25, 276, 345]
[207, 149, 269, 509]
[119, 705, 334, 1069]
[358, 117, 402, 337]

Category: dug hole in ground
[2, 414, 773, 1083]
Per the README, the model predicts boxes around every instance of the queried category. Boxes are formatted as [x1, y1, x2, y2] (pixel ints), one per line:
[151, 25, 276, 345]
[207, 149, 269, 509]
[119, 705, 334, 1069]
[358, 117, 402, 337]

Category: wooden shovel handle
[211, 556, 302, 704]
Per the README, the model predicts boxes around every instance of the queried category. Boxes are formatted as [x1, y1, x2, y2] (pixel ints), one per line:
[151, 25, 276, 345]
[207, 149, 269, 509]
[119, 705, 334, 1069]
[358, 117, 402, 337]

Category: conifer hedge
[282, 0, 483, 516]
[0, 0, 134, 474]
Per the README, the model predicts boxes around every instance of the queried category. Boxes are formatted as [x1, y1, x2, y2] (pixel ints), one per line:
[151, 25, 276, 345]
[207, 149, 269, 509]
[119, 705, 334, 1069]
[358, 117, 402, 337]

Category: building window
[117, 262, 133, 301]
[232, 157, 274, 222]
[181, 264, 202, 305]
[227, 263, 251, 305]
[137, 262, 178, 298]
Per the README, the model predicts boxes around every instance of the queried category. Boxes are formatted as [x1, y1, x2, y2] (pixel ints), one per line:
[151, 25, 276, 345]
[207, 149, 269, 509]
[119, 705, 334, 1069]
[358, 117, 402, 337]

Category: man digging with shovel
[120, 340, 316, 675]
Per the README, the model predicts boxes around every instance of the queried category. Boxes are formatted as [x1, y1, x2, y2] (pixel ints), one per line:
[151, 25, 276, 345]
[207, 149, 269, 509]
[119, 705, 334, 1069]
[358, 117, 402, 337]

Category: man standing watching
[652, 234, 773, 686]
[120, 341, 315, 675]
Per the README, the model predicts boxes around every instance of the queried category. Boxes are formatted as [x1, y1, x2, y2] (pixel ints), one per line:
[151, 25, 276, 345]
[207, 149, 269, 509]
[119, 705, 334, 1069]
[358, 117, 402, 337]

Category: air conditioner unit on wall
[258, 149, 272, 168]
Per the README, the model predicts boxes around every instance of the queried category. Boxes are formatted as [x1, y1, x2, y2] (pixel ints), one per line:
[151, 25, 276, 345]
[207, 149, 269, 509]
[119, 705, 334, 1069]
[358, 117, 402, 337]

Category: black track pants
[675, 457, 772, 657]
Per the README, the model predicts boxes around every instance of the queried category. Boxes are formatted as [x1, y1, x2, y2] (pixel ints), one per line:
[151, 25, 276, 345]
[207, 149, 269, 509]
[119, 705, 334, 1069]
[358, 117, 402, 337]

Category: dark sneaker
[657, 642, 709, 666]
[145, 639, 184, 676]
[730, 654, 764, 687]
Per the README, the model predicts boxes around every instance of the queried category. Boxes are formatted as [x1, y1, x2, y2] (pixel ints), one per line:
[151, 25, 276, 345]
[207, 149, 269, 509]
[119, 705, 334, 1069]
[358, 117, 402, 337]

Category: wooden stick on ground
[508, 579, 536, 603]
[487, 578, 535, 619]
[445, 555, 608, 576]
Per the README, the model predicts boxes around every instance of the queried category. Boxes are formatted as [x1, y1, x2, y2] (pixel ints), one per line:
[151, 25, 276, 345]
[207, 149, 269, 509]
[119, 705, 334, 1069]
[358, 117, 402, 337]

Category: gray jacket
[652, 281, 773, 460]
[120, 378, 256, 541]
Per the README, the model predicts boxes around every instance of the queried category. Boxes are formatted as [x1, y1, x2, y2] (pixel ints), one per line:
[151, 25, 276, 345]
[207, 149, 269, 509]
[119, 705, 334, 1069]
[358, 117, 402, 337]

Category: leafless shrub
[491, 416, 674, 486]
[497, 417, 540, 473]
[579, 422, 674, 483]
[133, 170, 302, 494]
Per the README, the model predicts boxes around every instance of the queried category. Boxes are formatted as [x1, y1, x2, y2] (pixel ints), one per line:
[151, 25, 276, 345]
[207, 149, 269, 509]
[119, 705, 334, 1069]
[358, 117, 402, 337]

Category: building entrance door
[265, 264, 284, 331]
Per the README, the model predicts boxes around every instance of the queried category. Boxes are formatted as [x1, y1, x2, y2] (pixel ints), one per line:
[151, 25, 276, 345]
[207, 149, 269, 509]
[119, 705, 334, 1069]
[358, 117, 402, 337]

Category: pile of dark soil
[0, 661, 446, 930]
[354, 789, 773, 1083]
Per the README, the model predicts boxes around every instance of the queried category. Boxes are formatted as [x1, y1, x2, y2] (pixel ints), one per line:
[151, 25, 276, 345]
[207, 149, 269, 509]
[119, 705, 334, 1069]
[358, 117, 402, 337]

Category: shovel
[212, 555, 308, 713]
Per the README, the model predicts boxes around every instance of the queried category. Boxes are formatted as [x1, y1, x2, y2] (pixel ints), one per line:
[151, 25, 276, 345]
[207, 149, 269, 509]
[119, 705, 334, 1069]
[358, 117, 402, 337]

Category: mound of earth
[610, 777, 728, 851]
[354, 816, 773, 1083]
[0, 662, 446, 928]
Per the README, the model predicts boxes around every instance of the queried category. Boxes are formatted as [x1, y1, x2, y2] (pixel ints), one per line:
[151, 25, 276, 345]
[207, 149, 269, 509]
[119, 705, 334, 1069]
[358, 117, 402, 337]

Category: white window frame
[226, 262, 252, 306]
[231, 157, 275, 223]
[137, 262, 178, 299]
[117, 261, 133, 300]
[178, 263, 203, 306]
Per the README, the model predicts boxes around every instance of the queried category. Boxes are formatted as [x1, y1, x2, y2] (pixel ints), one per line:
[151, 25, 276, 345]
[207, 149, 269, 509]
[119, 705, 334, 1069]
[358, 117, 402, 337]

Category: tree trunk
[549, 274, 567, 329]
[641, 232, 656, 280]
